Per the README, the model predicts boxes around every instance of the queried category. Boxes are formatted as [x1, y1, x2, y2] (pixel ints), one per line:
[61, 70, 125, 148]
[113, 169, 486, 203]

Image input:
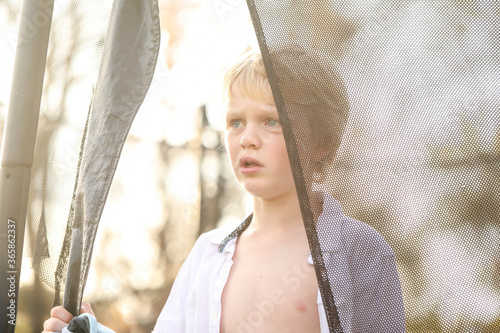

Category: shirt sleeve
[376, 252, 406, 332]
[152, 237, 204, 333]
[350, 237, 406, 332]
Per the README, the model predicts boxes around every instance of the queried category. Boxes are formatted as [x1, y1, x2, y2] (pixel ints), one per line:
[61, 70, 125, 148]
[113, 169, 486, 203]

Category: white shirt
[153, 226, 330, 333]
[153, 193, 405, 332]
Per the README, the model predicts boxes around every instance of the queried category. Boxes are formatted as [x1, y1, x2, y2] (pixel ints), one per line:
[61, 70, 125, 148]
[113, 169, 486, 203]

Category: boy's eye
[267, 119, 279, 127]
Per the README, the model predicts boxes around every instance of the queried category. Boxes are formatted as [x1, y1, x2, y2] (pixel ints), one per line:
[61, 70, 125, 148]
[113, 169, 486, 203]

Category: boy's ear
[312, 140, 333, 162]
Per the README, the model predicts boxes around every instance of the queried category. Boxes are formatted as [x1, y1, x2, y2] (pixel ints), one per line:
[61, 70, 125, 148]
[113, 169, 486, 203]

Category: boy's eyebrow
[224, 109, 241, 119]
[226, 104, 278, 115]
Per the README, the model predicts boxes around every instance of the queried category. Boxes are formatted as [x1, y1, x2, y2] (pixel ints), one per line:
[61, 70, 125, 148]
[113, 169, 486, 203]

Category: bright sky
[0, 0, 256, 293]
[1, 1, 499, 328]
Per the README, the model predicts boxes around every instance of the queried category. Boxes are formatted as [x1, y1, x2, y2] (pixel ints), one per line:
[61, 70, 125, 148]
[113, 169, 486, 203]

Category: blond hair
[222, 51, 274, 106]
[221, 46, 350, 178]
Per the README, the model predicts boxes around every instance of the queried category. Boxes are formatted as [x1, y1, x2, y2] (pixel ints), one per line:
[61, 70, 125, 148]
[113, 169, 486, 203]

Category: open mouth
[240, 157, 262, 169]
[244, 161, 260, 168]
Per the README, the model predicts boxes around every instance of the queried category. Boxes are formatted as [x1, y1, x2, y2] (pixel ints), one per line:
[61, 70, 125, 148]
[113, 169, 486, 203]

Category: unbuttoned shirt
[153, 193, 406, 332]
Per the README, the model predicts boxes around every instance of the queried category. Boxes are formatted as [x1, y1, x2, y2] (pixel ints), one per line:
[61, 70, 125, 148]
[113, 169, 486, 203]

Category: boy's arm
[351, 246, 406, 332]
[153, 261, 191, 332]
[153, 236, 207, 332]
[377, 253, 406, 331]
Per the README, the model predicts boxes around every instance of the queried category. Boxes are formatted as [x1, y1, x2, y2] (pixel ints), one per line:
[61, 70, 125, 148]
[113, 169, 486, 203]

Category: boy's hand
[42, 302, 95, 333]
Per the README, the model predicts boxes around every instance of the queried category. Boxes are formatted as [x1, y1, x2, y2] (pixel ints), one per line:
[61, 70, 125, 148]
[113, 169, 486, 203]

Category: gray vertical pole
[0, 0, 54, 330]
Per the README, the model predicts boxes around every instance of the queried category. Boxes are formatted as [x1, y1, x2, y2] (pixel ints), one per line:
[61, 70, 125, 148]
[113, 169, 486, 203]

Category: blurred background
[0, 0, 499, 332]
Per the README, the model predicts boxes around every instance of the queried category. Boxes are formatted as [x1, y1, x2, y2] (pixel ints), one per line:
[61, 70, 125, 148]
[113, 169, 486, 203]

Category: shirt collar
[316, 191, 344, 252]
[214, 192, 345, 254]
[217, 213, 253, 253]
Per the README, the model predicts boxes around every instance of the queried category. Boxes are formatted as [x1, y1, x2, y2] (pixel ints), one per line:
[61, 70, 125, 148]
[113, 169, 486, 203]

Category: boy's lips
[239, 156, 263, 174]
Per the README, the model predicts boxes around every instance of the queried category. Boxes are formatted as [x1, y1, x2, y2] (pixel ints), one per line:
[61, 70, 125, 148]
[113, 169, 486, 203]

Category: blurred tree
[2, 0, 497, 331]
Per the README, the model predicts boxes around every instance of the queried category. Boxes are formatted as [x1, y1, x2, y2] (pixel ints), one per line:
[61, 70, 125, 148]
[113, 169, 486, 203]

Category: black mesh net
[246, 0, 499, 331]
[21, 0, 110, 293]
[13, 0, 161, 319]
[2, 0, 498, 331]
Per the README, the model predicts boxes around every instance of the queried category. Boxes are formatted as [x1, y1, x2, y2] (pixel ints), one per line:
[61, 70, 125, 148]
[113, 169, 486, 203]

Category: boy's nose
[240, 126, 261, 149]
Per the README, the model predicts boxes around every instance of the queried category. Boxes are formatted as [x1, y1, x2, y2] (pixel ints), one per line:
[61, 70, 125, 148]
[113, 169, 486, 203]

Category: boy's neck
[249, 188, 325, 233]
[250, 191, 304, 232]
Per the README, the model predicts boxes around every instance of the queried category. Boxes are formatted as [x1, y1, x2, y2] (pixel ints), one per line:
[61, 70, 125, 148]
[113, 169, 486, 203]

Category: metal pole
[0, 0, 54, 330]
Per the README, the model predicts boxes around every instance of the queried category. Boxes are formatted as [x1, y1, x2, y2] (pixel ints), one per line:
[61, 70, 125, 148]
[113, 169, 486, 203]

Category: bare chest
[220, 246, 321, 332]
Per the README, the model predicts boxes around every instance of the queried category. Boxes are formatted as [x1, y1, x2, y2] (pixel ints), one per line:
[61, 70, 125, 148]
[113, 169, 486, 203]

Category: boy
[44, 49, 405, 332]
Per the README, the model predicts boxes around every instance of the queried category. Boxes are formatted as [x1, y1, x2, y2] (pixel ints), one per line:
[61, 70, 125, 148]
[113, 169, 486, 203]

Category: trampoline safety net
[247, 0, 500, 332]
[9, 0, 499, 332]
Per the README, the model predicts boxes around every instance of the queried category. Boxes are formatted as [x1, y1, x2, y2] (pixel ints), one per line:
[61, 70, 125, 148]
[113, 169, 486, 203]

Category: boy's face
[225, 91, 296, 200]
